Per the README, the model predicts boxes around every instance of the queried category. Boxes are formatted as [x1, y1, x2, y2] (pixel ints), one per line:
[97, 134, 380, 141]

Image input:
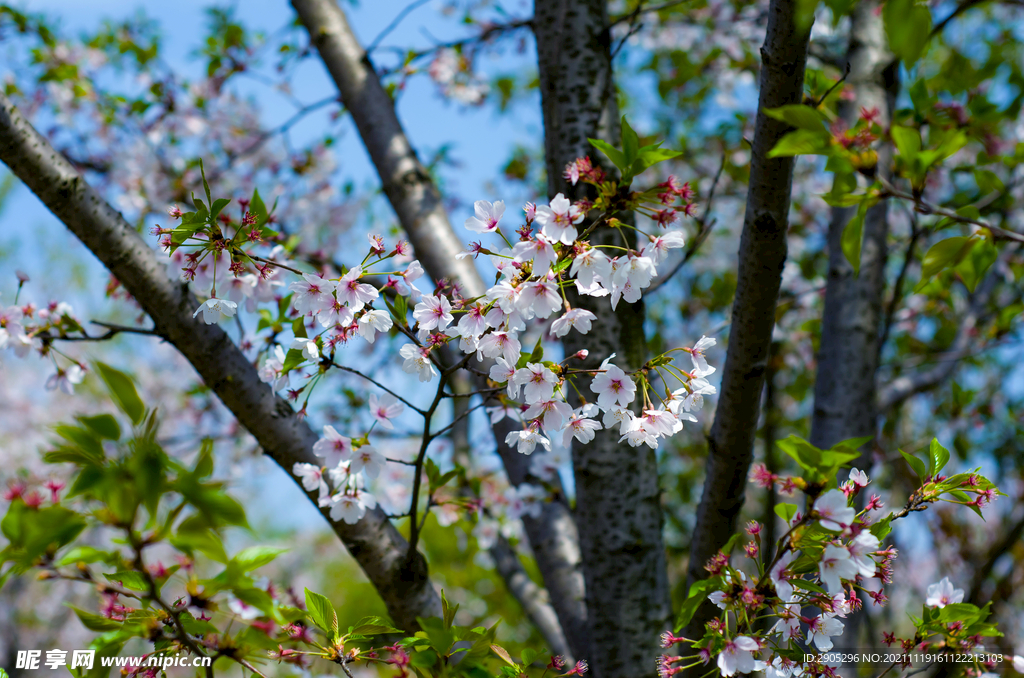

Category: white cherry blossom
[925, 577, 964, 608]
[192, 297, 238, 324]
[369, 393, 404, 429]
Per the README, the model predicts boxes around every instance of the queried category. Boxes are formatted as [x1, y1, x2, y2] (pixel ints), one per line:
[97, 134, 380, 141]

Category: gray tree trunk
[683, 0, 811, 645]
[811, 0, 897, 453]
[534, 3, 668, 677]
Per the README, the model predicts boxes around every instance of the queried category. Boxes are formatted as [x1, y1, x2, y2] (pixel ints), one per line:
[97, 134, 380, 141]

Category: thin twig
[648, 152, 726, 293]
[366, 0, 433, 54]
[328, 359, 425, 414]
[878, 176, 1024, 244]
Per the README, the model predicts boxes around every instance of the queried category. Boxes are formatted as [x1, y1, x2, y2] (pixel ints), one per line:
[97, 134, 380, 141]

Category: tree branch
[0, 91, 440, 633]
[876, 244, 1016, 410]
[683, 0, 811, 648]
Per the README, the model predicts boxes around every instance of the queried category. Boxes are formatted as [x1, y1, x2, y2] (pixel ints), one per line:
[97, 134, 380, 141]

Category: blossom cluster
[660, 462, 1004, 678]
[0, 276, 89, 394]
[163, 159, 702, 525]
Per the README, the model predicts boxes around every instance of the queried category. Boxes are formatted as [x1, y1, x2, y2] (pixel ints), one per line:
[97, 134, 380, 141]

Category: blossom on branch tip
[289, 273, 336, 316]
[357, 309, 392, 343]
[399, 343, 437, 382]
[369, 393, 404, 430]
[536, 193, 583, 245]
[813, 489, 855, 531]
[464, 199, 505, 233]
[514, 363, 558, 403]
[591, 364, 636, 410]
[44, 364, 85, 395]
[925, 577, 964, 608]
[413, 294, 454, 331]
[293, 463, 329, 502]
[349, 445, 385, 479]
[192, 297, 238, 324]
[313, 425, 353, 467]
[717, 636, 759, 676]
[551, 308, 596, 337]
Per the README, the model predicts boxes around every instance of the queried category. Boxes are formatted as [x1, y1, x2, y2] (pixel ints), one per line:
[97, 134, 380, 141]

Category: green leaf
[917, 237, 976, 288]
[528, 336, 544, 363]
[282, 349, 305, 373]
[891, 125, 922, 162]
[841, 206, 866, 275]
[349, 616, 402, 636]
[94, 362, 145, 425]
[621, 116, 640, 165]
[764, 104, 827, 131]
[104, 570, 149, 592]
[883, 0, 932, 66]
[870, 514, 894, 540]
[955, 236, 997, 292]
[675, 577, 722, 631]
[767, 128, 831, 158]
[304, 588, 338, 639]
[775, 503, 798, 524]
[72, 606, 123, 632]
[76, 414, 121, 441]
[521, 648, 538, 667]
[210, 197, 231, 221]
[250, 188, 269, 228]
[232, 546, 287, 572]
[790, 578, 827, 595]
[199, 158, 213, 206]
[588, 138, 626, 172]
[491, 644, 517, 667]
[900, 449, 928, 482]
[927, 439, 950, 478]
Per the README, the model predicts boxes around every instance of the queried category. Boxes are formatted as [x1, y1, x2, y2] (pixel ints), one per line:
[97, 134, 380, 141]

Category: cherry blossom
[45, 364, 85, 394]
[925, 577, 965, 608]
[291, 337, 319, 362]
[717, 636, 759, 676]
[312, 425, 353, 467]
[357, 309, 393, 343]
[258, 345, 290, 391]
[813, 489, 855, 531]
[551, 308, 596, 337]
[349, 445, 386, 479]
[591, 365, 636, 410]
[808, 614, 844, 651]
[465, 200, 505, 233]
[536, 193, 583, 245]
[192, 297, 238, 324]
[818, 544, 859, 594]
[562, 409, 603, 447]
[335, 266, 378, 312]
[328, 490, 377, 524]
[504, 426, 551, 456]
[413, 294, 454, 332]
[399, 343, 437, 382]
[513, 363, 558, 403]
[289, 274, 336, 316]
[292, 463, 329, 502]
[369, 393, 404, 430]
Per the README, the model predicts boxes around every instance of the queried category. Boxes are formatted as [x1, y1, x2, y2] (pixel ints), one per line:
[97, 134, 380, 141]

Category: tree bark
[534, 3, 668, 677]
[683, 0, 811, 643]
[291, 0, 589, 659]
[0, 91, 441, 633]
[810, 0, 897, 453]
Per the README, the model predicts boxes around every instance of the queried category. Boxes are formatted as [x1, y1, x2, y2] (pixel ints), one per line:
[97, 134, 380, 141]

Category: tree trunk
[0, 91, 441, 633]
[810, 0, 897, 453]
[683, 0, 811, 645]
[534, 3, 668, 677]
